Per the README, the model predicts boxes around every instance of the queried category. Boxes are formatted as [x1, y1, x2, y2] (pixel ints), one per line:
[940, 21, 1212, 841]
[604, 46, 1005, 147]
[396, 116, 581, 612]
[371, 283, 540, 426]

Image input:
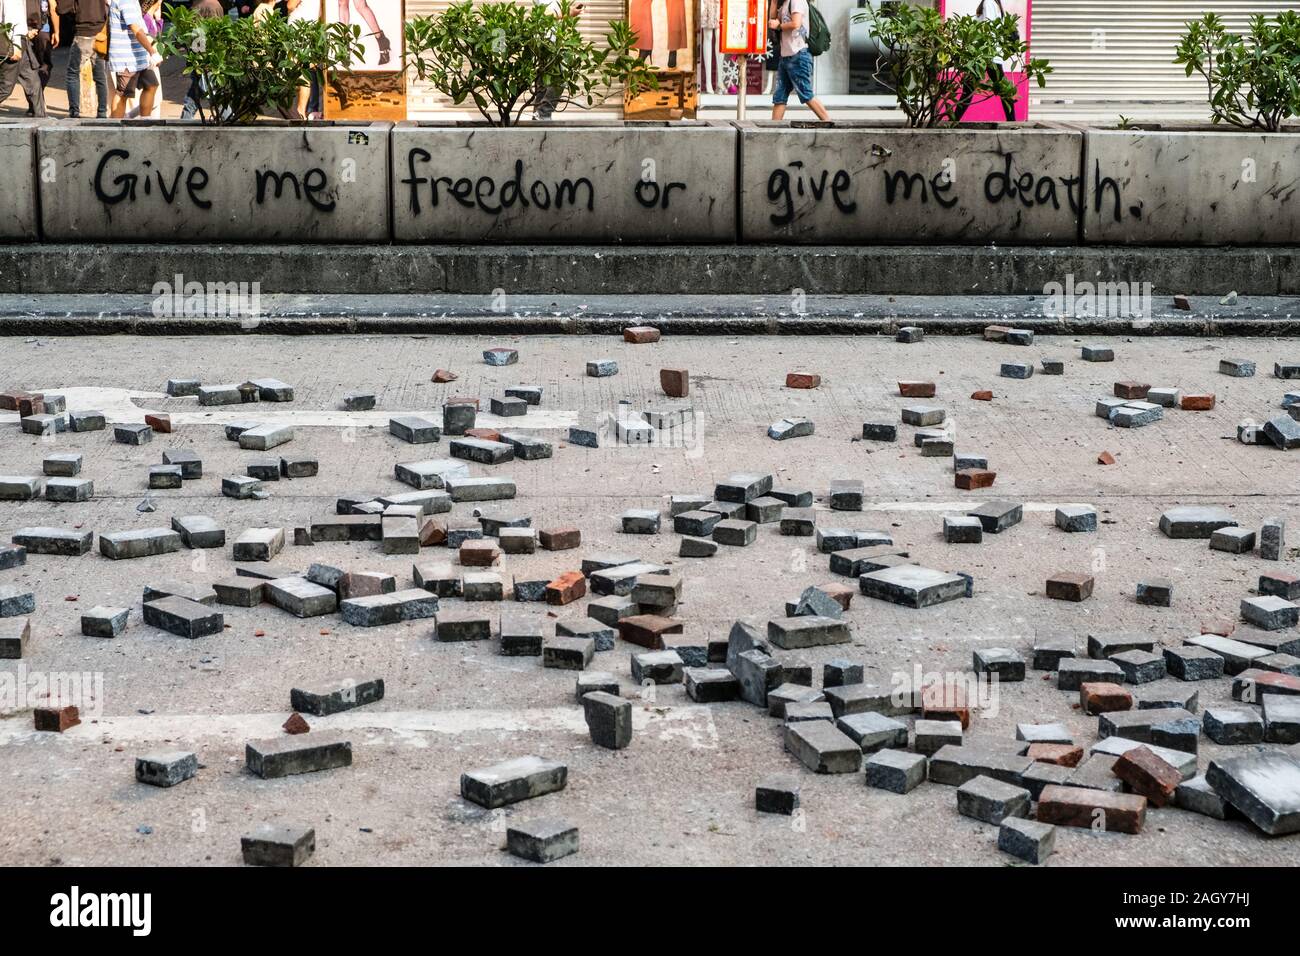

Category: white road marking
[0, 386, 576, 430]
[0, 704, 719, 749]
[815, 501, 1093, 513]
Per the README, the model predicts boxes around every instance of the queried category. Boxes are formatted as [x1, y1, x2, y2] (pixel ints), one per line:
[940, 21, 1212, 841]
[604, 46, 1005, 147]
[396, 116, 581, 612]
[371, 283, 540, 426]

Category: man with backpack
[768, 0, 830, 122]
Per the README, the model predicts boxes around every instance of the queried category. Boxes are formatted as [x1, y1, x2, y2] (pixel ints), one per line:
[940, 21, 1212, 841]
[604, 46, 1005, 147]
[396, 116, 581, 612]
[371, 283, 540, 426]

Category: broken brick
[1080, 681, 1133, 715]
[1180, 393, 1216, 411]
[282, 712, 310, 735]
[617, 614, 683, 649]
[145, 413, 172, 433]
[34, 705, 80, 732]
[785, 373, 820, 389]
[623, 325, 661, 344]
[955, 469, 996, 490]
[660, 368, 689, 398]
[1027, 743, 1084, 767]
[1114, 746, 1181, 807]
[970, 390, 993, 401]
[431, 369, 457, 383]
[1097, 451, 1116, 465]
[1113, 382, 1150, 400]
[1036, 785, 1146, 834]
[545, 571, 586, 606]
[898, 381, 935, 398]
[1046, 572, 1094, 602]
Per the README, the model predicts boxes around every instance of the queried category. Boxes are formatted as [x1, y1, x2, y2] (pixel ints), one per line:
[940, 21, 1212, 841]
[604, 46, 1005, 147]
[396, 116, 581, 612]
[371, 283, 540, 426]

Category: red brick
[623, 325, 661, 344]
[1097, 451, 1116, 465]
[16, 395, 44, 417]
[970, 390, 994, 401]
[538, 527, 581, 551]
[1037, 785, 1146, 834]
[898, 381, 935, 398]
[660, 368, 689, 398]
[545, 571, 587, 606]
[34, 705, 80, 732]
[459, 540, 500, 566]
[1046, 572, 1094, 602]
[431, 369, 458, 383]
[0, 390, 32, 411]
[1080, 681, 1133, 715]
[418, 520, 447, 547]
[1113, 381, 1150, 400]
[617, 614, 683, 649]
[145, 413, 172, 433]
[785, 373, 821, 389]
[922, 680, 971, 729]
[282, 712, 311, 735]
[464, 428, 501, 442]
[817, 581, 855, 611]
[1234, 668, 1300, 697]
[955, 468, 997, 490]
[448, 396, 480, 409]
[983, 325, 1012, 341]
[1114, 746, 1181, 807]
[1027, 743, 1084, 767]
[1200, 619, 1235, 636]
[1180, 393, 1215, 411]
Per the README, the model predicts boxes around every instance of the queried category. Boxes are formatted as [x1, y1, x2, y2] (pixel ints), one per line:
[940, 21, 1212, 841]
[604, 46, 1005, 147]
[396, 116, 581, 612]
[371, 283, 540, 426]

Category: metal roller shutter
[405, 0, 627, 117]
[1031, 1, 1298, 103]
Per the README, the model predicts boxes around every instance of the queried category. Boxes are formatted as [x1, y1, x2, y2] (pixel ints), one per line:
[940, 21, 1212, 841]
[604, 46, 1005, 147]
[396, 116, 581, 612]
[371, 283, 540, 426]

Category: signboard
[938, 0, 1031, 121]
[623, 0, 699, 119]
[720, 0, 764, 55]
[325, 0, 408, 120]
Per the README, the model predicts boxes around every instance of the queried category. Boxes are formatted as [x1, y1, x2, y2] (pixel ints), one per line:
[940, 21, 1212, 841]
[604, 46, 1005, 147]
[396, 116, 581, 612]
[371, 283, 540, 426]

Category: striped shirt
[109, 0, 150, 73]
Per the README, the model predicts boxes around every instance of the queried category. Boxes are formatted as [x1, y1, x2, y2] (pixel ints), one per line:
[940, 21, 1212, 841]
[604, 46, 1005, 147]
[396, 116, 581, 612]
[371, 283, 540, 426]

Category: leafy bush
[1174, 12, 1300, 132]
[853, 3, 1050, 128]
[404, 0, 656, 126]
[158, 6, 362, 124]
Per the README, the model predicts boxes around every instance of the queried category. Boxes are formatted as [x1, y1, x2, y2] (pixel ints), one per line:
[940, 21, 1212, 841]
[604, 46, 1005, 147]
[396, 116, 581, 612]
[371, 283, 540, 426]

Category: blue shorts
[773, 49, 815, 106]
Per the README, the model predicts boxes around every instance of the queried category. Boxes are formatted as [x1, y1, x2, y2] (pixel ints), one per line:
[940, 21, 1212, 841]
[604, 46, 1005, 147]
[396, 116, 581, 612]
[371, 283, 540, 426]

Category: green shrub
[158, 6, 362, 124]
[1175, 12, 1300, 132]
[853, 3, 1050, 128]
[404, 0, 656, 126]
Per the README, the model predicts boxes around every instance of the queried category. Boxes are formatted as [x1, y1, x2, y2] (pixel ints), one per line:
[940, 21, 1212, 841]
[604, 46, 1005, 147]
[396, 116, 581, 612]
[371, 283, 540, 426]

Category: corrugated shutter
[406, 0, 627, 117]
[1032, 2, 1298, 102]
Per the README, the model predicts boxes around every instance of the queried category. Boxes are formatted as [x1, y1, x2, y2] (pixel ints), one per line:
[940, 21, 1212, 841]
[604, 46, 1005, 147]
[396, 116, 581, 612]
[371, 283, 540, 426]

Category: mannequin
[699, 0, 719, 94]
[631, 0, 687, 69]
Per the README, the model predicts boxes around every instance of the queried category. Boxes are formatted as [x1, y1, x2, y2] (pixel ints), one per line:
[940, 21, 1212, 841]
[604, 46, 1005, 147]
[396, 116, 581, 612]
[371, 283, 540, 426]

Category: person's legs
[790, 50, 826, 122]
[111, 70, 134, 118]
[136, 67, 159, 117]
[66, 36, 85, 115]
[770, 55, 790, 120]
[0, 57, 19, 106]
[181, 73, 203, 118]
[17, 39, 45, 116]
[94, 51, 110, 117]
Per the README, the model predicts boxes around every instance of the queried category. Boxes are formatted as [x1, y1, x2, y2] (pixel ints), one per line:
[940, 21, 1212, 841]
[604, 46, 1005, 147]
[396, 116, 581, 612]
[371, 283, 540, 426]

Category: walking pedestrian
[106, 0, 162, 118]
[60, 0, 110, 118]
[769, 0, 828, 122]
[0, 0, 48, 115]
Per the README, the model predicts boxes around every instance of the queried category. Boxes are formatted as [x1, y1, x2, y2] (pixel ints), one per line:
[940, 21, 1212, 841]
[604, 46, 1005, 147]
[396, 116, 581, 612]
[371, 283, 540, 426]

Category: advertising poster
[325, 0, 407, 120]
[624, 0, 699, 119]
[939, 0, 1031, 121]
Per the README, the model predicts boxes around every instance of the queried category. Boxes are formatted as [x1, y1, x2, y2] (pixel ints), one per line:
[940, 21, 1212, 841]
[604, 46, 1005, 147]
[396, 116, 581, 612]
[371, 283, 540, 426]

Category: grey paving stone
[859, 565, 966, 608]
[1081, 345, 1115, 362]
[1163, 646, 1225, 681]
[968, 500, 1022, 534]
[342, 391, 375, 411]
[1016, 722, 1073, 744]
[630, 649, 684, 685]
[1135, 578, 1173, 607]
[823, 682, 916, 718]
[620, 509, 661, 534]
[1159, 506, 1237, 539]
[974, 647, 1025, 681]
[1088, 634, 1155, 659]
[1000, 361, 1033, 379]
[544, 636, 595, 671]
[142, 580, 217, 606]
[828, 479, 864, 511]
[1241, 595, 1300, 631]
[836, 712, 907, 752]
[943, 515, 983, 544]
[864, 749, 927, 793]
[500, 432, 553, 460]
[998, 818, 1055, 864]
[1032, 635, 1077, 670]
[685, 667, 740, 703]
[339, 589, 439, 627]
[582, 691, 631, 749]
[731, 648, 782, 707]
[141, 596, 223, 639]
[767, 616, 850, 649]
[766, 683, 823, 719]
[161, 449, 202, 479]
[900, 404, 945, 427]
[80, 605, 129, 638]
[1205, 751, 1300, 835]
[1098, 707, 1200, 754]
[238, 423, 294, 451]
[915, 719, 963, 756]
[1112, 649, 1167, 684]
[232, 527, 285, 562]
[1054, 505, 1097, 533]
[1058, 658, 1125, 690]
[586, 359, 619, 377]
[444, 476, 516, 502]
[861, 420, 898, 441]
[1210, 526, 1256, 554]
[713, 519, 757, 546]
[442, 402, 476, 436]
[436, 613, 493, 642]
[957, 774, 1031, 823]
[1219, 357, 1255, 377]
[784, 720, 862, 774]
[99, 527, 182, 560]
[213, 578, 265, 607]
[1146, 386, 1181, 407]
[498, 611, 544, 656]
[1264, 415, 1300, 449]
[0, 544, 25, 570]
[67, 409, 105, 432]
[240, 823, 315, 867]
[135, 750, 198, 788]
[265, 577, 338, 618]
[768, 417, 814, 440]
[246, 734, 352, 779]
[1202, 708, 1265, 745]
[506, 820, 579, 864]
[1040, 357, 1064, 374]
[222, 475, 263, 499]
[1263, 695, 1300, 743]
[679, 537, 718, 557]
[0, 617, 29, 657]
[1260, 518, 1285, 561]
[389, 416, 441, 444]
[926, 745, 1034, 788]
[755, 776, 801, 815]
[823, 659, 863, 688]
[575, 671, 619, 700]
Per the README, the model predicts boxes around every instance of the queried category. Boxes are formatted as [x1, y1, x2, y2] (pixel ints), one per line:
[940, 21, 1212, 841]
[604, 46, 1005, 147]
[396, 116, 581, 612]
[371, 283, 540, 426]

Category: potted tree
[393, 0, 737, 243]
[38, 7, 391, 242]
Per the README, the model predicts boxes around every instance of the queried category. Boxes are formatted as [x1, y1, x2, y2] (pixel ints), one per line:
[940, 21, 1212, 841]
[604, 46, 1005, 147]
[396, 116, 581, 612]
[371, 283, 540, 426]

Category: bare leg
[138, 83, 157, 118]
[806, 97, 829, 121]
[352, 0, 382, 35]
[772, 103, 786, 121]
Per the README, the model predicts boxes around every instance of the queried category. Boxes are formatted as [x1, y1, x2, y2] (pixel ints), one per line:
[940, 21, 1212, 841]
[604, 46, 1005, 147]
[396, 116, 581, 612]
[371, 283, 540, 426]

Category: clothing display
[630, 0, 687, 53]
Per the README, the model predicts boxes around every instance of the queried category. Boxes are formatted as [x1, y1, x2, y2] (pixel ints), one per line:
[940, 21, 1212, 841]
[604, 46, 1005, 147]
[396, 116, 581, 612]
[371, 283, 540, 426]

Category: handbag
[93, 0, 110, 56]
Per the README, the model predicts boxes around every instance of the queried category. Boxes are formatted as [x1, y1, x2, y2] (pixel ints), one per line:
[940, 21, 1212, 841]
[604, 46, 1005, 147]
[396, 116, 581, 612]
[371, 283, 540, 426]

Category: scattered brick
[785, 372, 820, 389]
